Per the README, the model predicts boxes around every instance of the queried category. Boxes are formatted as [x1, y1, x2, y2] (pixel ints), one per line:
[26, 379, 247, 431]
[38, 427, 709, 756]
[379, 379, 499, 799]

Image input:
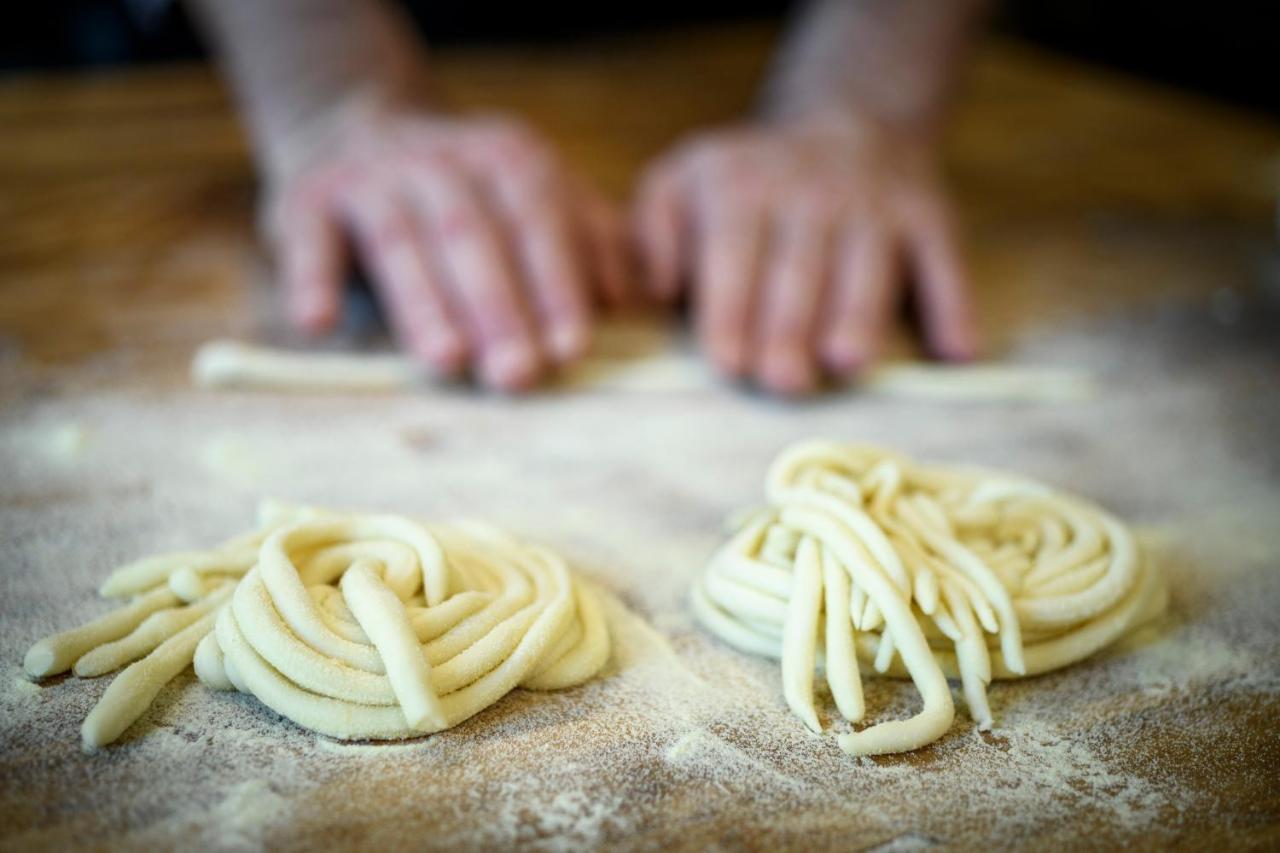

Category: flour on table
[3, 298, 1277, 847]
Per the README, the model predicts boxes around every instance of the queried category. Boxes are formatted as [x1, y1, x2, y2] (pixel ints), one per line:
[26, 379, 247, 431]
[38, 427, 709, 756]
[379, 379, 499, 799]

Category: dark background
[2, 1, 1277, 117]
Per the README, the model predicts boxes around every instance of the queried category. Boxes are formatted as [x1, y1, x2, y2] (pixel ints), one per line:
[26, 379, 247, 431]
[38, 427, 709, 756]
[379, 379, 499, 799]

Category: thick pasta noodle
[23, 501, 610, 750]
[691, 441, 1166, 757]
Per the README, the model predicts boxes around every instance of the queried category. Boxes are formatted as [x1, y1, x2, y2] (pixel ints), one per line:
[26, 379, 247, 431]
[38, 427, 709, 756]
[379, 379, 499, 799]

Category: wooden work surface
[2, 24, 1279, 851]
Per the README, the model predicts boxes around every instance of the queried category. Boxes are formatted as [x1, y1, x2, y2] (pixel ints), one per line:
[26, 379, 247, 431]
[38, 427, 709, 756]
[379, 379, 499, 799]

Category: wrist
[199, 0, 439, 184]
[760, 90, 946, 143]
[758, 0, 981, 145]
[760, 104, 941, 156]
[257, 82, 439, 186]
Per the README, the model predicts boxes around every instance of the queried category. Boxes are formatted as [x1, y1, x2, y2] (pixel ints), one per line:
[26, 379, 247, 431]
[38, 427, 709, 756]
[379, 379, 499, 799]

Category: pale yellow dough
[191, 338, 1093, 401]
[24, 501, 611, 749]
[691, 441, 1166, 757]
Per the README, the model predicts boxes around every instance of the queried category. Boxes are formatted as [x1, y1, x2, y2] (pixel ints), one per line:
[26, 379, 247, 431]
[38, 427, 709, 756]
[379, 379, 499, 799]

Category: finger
[633, 160, 689, 302]
[755, 207, 833, 396]
[904, 200, 978, 361]
[339, 185, 468, 375]
[820, 224, 898, 378]
[578, 191, 632, 310]
[277, 198, 344, 334]
[491, 175, 593, 364]
[408, 167, 542, 391]
[695, 194, 766, 377]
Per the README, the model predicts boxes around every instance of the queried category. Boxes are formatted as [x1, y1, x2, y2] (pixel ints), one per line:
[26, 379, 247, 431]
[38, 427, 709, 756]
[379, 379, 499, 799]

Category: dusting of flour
[2, 301, 1279, 849]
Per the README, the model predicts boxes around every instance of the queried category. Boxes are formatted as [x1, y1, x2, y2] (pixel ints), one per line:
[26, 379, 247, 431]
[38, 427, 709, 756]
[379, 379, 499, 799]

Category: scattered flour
[200, 435, 268, 492]
[116, 779, 289, 852]
[2, 301, 1278, 848]
[8, 674, 41, 700]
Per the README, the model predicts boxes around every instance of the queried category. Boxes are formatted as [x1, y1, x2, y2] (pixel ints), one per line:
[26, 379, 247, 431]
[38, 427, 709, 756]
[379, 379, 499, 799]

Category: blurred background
[4, 1, 1279, 116]
[1, 0, 1276, 374]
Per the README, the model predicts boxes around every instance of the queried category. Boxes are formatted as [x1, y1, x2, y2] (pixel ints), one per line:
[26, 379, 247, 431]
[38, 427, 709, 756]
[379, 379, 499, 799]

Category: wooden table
[2, 23, 1278, 850]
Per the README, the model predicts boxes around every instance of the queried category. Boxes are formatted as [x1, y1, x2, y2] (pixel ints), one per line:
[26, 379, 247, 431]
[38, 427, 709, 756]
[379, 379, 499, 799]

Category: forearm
[761, 0, 987, 134]
[188, 0, 431, 178]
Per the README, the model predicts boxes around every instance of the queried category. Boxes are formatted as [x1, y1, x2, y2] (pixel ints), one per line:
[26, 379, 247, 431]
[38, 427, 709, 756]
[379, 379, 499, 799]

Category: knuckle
[699, 147, 748, 182]
[686, 138, 724, 173]
[793, 184, 842, 221]
[505, 172, 560, 220]
[272, 175, 334, 235]
[409, 147, 455, 178]
[770, 312, 811, 346]
[434, 203, 483, 241]
[477, 114, 524, 139]
[760, 289, 810, 337]
[470, 287, 524, 335]
[714, 294, 752, 329]
[715, 180, 763, 212]
[541, 281, 588, 319]
[365, 210, 415, 254]
[895, 187, 946, 224]
[487, 120, 548, 160]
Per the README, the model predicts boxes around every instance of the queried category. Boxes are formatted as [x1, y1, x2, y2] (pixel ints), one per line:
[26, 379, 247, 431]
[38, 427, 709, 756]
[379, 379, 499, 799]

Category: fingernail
[710, 337, 748, 377]
[822, 340, 871, 378]
[482, 341, 540, 391]
[547, 324, 588, 363]
[934, 337, 978, 363]
[761, 352, 815, 397]
[414, 333, 467, 376]
[294, 303, 333, 335]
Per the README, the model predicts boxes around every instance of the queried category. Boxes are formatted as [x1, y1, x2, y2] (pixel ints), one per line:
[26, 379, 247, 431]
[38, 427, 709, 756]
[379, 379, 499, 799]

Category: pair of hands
[268, 106, 977, 394]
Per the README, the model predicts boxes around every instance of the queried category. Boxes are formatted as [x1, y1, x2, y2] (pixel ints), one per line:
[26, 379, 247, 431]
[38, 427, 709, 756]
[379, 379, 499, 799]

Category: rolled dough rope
[857, 362, 1097, 402]
[73, 581, 232, 677]
[23, 586, 180, 679]
[100, 547, 259, 598]
[191, 340, 426, 392]
[190, 339, 1094, 402]
[80, 586, 233, 750]
[22, 502, 611, 748]
[692, 440, 1164, 757]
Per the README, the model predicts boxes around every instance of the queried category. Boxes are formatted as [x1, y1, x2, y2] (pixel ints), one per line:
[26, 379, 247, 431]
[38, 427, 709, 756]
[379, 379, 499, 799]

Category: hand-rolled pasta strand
[692, 440, 1165, 757]
[22, 502, 611, 749]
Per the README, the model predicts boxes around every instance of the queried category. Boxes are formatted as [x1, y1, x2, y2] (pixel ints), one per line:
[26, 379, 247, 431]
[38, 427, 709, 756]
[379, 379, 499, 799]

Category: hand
[266, 105, 631, 391]
[634, 115, 978, 396]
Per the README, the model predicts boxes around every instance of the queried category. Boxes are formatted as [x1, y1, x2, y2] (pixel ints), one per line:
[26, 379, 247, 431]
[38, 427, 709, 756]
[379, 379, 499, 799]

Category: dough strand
[191, 338, 1094, 402]
[692, 440, 1165, 757]
[23, 502, 610, 750]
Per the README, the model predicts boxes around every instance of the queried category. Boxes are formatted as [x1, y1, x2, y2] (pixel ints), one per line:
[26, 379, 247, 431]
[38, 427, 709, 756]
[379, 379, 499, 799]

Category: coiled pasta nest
[692, 441, 1166, 756]
[24, 501, 610, 749]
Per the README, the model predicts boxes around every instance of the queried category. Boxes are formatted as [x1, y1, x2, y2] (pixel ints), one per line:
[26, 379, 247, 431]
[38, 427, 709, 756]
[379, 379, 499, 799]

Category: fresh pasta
[691, 441, 1165, 757]
[24, 501, 610, 749]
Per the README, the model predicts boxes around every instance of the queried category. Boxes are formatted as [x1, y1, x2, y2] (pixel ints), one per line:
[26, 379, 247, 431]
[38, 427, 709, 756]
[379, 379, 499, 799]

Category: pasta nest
[25, 501, 610, 749]
[692, 441, 1165, 756]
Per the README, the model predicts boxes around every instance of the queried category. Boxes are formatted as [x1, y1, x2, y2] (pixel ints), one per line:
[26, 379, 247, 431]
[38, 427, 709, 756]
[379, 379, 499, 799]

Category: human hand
[634, 114, 977, 396]
[266, 105, 630, 391]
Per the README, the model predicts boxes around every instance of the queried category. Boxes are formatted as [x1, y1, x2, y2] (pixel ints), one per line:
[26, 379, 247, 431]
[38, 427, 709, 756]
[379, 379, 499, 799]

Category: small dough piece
[74, 582, 231, 678]
[192, 340, 425, 393]
[24, 503, 611, 748]
[861, 363, 1096, 402]
[81, 588, 231, 750]
[24, 586, 180, 678]
[691, 440, 1163, 757]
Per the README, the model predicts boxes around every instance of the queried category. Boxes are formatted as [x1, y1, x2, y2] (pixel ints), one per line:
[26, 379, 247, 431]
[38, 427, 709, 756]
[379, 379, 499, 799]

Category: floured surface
[2, 297, 1279, 850]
